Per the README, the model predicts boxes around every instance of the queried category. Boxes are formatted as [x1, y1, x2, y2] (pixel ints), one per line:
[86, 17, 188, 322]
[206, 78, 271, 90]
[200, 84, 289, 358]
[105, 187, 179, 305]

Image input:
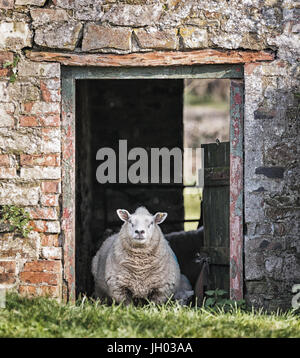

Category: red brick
[42, 127, 59, 137]
[26, 207, 58, 220]
[40, 80, 52, 102]
[0, 261, 15, 273]
[0, 154, 10, 167]
[19, 285, 37, 296]
[22, 102, 60, 116]
[41, 234, 60, 247]
[19, 154, 33, 166]
[41, 181, 60, 193]
[39, 285, 59, 298]
[0, 261, 16, 284]
[41, 194, 59, 207]
[20, 271, 59, 285]
[29, 220, 46, 233]
[20, 116, 38, 127]
[0, 68, 10, 77]
[22, 102, 34, 113]
[22, 260, 61, 273]
[0, 271, 16, 283]
[0, 261, 16, 274]
[30, 220, 60, 234]
[40, 115, 60, 127]
[0, 274, 15, 284]
[20, 154, 60, 167]
[0, 51, 13, 65]
[20, 285, 60, 298]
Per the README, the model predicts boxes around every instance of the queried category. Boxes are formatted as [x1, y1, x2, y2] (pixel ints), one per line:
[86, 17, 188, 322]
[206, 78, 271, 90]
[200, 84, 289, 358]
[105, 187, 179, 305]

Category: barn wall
[0, 0, 299, 309]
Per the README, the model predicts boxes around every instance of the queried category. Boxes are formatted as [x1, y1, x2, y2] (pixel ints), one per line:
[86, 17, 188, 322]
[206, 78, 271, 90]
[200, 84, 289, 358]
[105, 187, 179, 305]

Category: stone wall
[0, 0, 299, 309]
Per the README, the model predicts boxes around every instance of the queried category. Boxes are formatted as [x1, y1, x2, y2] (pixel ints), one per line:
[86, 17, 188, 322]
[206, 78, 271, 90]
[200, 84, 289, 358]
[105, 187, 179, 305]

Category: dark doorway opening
[75, 78, 231, 299]
[75, 79, 185, 297]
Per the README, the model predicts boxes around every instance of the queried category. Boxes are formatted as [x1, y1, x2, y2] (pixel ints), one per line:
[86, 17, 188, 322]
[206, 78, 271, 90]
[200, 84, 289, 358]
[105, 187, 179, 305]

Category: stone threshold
[26, 49, 274, 67]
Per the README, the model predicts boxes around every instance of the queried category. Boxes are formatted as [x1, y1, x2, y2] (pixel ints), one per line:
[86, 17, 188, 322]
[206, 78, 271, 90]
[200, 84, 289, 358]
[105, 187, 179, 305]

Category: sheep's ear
[117, 209, 131, 222]
[154, 212, 168, 224]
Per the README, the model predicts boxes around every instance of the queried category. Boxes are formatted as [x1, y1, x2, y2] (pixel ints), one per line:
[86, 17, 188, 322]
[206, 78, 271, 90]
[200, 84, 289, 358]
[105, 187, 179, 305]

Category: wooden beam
[61, 75, 76, 302]
[61, 65, 244, 80]
[26, 49, 274, 67]
[230, 79, 244, 301]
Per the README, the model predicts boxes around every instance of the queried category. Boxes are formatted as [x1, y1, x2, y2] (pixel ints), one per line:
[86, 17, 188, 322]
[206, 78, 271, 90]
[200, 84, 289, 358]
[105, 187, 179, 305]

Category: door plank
[202, 142, 230, 294]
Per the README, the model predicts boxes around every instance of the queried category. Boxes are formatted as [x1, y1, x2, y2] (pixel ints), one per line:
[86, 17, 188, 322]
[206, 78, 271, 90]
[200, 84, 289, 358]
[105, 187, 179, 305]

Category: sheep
[173, 273, 194, 305]
[165, 227, 211, 305]
[91, 206, 183, 305]
[165, 226, 204, 287]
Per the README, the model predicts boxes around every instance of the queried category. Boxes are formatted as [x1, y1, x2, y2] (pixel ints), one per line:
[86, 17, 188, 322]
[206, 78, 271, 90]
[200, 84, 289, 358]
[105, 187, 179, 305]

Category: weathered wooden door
[201, 142, 230, 294]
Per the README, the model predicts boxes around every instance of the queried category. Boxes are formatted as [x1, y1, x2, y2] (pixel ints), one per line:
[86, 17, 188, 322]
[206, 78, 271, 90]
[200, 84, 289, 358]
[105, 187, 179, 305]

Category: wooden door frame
[60, 63, 244, 302]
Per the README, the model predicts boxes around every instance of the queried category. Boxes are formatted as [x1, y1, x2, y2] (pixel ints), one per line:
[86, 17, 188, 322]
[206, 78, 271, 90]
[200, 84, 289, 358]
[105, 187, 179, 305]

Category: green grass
[184, 187, 202, 231]
[184, 93, 229, 111]
[0, 292, 299, 338]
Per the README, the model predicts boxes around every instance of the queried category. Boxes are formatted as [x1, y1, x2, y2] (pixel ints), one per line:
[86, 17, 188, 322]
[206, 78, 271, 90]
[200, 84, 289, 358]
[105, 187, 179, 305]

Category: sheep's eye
[148, 222, 153, 228]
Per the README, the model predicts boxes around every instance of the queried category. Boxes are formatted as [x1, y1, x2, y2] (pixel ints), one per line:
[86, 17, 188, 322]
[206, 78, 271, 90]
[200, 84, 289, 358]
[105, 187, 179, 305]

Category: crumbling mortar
[177, 28, 185, 51]
[0, 179, 43, 188]
[131, 29, 142, 52]
[15, 154, 21, 177]
[43, 0, 53, 9]
[74, 22, 84, 50]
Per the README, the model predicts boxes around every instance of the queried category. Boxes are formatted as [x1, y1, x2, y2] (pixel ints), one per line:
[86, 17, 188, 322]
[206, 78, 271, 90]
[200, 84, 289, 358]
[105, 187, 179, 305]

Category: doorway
[61, 65, 244, 301]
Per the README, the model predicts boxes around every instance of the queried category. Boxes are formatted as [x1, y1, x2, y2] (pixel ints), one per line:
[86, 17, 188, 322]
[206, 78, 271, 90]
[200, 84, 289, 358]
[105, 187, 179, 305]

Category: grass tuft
[0, 292, 299, 338]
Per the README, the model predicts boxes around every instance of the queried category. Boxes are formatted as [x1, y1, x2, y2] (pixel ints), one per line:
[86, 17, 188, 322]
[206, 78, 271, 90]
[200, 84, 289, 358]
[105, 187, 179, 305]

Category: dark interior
[75, 79, 186, 297]
[75, 78, 230, 300]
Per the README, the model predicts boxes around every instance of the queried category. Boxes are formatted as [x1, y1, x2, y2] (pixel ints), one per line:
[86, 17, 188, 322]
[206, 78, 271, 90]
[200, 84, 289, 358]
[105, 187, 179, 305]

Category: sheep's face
[117, 209, 167, 245]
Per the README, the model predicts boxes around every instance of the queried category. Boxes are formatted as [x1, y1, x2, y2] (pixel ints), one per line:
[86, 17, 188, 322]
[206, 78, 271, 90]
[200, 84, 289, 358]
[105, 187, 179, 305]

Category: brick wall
[0, 49, 62, 298]
[0, 0, 299, 309]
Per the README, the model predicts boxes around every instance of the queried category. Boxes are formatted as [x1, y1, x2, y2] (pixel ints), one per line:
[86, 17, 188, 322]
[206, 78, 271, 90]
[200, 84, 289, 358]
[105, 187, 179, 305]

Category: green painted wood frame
[61, 65, 244, 302]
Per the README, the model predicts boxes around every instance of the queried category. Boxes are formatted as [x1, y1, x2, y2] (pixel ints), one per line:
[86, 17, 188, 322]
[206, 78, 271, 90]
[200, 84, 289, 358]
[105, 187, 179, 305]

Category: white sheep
[92, 206, 188, 305]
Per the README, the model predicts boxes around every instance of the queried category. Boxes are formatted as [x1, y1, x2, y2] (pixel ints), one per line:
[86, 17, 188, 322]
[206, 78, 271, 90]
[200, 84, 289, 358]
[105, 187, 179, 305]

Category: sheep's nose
[135, 230, 145, 235]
